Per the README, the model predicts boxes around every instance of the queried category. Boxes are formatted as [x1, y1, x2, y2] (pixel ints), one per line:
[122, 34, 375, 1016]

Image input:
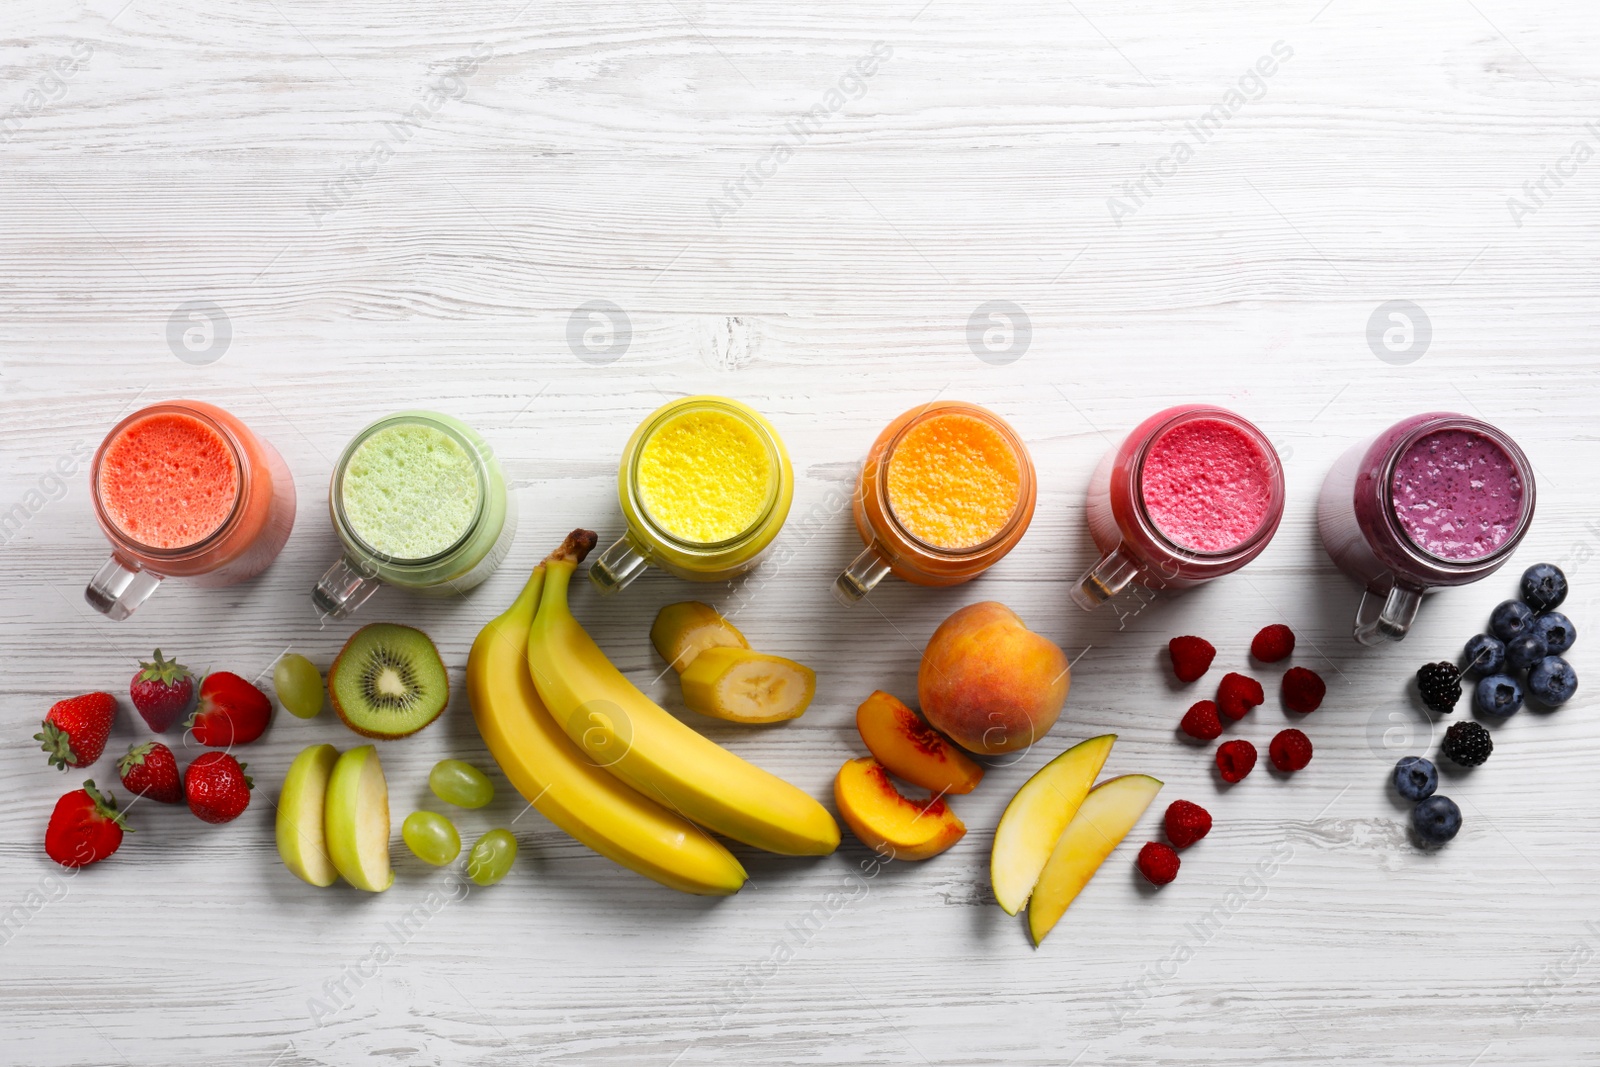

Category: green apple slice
[1028, 773, 1162, 946]
[324, 745, 394, 892]
[276, 743, 341, 887]
[990, 734, 1115, 914]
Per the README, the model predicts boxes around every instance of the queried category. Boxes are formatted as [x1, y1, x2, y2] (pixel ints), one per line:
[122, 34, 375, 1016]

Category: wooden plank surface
[2, 0, 1598, 1063]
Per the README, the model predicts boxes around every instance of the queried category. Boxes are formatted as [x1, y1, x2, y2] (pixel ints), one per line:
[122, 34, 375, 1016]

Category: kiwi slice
[329, 624, 449, 739]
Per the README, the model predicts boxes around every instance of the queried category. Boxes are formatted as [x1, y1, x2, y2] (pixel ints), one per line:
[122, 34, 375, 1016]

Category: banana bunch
[467, 530, 839, 894]
[467, 563, 747, 895]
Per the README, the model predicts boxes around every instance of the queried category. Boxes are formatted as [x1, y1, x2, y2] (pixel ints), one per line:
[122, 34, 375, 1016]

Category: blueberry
[1527, 656, 1578, 707]
[1393, 756, 1438, 802]
[1533, 612, 1576, 655]
[1506, 633, 1549, 672]
[1490, 600, 1537, 643]
[1521, 563, 1568, 612]
[1413, 795, 1462, 845]
[1473, 673, 1524, 717]
[1462, 634, 1506, 678]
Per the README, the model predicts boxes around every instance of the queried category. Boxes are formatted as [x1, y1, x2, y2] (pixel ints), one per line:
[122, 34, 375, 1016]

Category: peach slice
[855, 691, 984, 796]
[834, 757, 966, 861]
[1028, 774, 1162, 946]
[990, 734, 1115, 915]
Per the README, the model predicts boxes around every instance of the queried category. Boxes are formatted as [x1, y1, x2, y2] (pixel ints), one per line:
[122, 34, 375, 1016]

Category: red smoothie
[1389, 428, 1523, 561]
[1139, 417, 1274, 553]
[97, 411, 240, 549]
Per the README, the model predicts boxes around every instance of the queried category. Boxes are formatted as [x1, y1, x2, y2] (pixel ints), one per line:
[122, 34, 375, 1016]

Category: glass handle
[313, 556, 382, 620]
[1354, 584, 1423, 645]
[1070, 545, 1141, 611]
[85, 555, 163, 621]
[589, 535, 650, 596]
[833, 543, 892, 605]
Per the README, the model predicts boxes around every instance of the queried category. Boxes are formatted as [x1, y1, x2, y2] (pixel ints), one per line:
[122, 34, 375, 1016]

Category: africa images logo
[1107, 41, 1294, 227]
[706, 42, 894, 226]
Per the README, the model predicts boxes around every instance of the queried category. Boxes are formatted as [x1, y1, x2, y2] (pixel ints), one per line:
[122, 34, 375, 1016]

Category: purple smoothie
[1389, 428, 1524, 561]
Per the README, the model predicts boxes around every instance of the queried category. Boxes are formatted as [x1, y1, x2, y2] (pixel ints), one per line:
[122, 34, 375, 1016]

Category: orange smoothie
[886, 411, 1022, 550]
[97, 411, 241, 549]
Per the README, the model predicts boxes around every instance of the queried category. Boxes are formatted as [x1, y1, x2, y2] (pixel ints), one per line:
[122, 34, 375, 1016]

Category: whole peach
[917, 602, 1069, 754]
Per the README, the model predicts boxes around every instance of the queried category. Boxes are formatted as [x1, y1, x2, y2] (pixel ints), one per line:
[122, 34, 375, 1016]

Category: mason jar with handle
[588, 396, 794, 594]
[1071, 405, 1286, 611]
[313, 411, 514, 619]
[1318, 412, 1535, 645]
[833, 401, 1036, 604]
[86, 400, 297, 620]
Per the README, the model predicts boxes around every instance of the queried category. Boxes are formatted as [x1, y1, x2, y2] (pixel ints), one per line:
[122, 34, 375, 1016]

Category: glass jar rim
[877, 401, 1035, 559]
[331, 412, 489, 566]
[1130, 406, 1285, 561]
[91, 402, 248, 560]
[1379, 415, 1535, 569]
[626, 397, 786, 552]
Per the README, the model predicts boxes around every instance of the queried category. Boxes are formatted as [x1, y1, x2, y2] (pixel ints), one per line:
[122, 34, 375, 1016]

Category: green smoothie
[341, 422, 482, 560]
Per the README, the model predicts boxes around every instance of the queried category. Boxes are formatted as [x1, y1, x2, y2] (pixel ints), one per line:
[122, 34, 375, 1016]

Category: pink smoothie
[1140, 417, 1274, 553]
[97, 412, 240, 550]
[1390, 428, 1524, 561]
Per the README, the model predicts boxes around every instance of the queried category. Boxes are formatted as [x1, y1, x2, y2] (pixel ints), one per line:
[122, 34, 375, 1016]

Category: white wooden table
[3, 0, 1598, 1063]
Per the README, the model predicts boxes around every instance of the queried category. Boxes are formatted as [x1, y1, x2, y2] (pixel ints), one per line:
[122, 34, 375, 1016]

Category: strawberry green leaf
[35, 721, 79, 770]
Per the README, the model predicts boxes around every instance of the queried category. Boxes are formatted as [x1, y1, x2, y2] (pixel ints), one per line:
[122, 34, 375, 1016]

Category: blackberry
[1441, 720, 1493, 767]
[1416, 661, 1462, 714]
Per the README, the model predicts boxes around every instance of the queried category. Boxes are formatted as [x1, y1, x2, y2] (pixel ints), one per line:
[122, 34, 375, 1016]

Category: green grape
[273, 653, 324, 719]
[466, 829, 517, 886]
[402, 811, 461, 867]
[429, 759, 494, 809]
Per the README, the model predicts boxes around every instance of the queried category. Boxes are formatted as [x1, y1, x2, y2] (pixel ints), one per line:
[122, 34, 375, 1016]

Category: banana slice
[650, 601, 749, 671]
[680, 647, 816, 724]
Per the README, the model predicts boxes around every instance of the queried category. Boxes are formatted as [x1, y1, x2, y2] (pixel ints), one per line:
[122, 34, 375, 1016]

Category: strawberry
[1167, 636, 1216, 683]
[45, 780, 130, 868]
[1136, 842, 1180, 886]
[187, 672, 272, 747]
[36, 692, 118, 770]
[129, 649, 195, 733]
[1164, 800, 1213, 849]
[185, 752, 252, 823]
[117, 741, 183, 804]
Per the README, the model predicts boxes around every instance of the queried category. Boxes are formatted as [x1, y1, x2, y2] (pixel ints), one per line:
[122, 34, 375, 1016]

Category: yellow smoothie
[636, 408, 774, 544]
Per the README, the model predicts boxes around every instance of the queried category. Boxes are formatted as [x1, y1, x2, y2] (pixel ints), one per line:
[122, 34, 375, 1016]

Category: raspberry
[1216, 739, 1257, 783]
[1216, 672, 1265, 721]
[1168, 636, 1216, 683]
[1163, 800, 1212, 849]
[1282, 666, 1326, 713]
[1268, 728, 1313, 772]
[1136, 842, 1180, 886]
[1179, 699, 1223, 741]
[1251, 624, 1296, 662]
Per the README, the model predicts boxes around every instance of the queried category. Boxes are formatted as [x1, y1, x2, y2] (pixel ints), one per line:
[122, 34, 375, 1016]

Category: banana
[526, 531, 841, 857]
[468, 563, 748, 896]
